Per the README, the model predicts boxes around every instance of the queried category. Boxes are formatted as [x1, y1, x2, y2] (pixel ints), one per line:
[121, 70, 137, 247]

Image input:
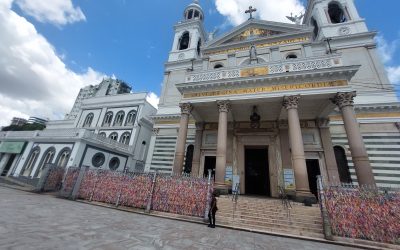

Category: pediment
[205, 19, 311, 49]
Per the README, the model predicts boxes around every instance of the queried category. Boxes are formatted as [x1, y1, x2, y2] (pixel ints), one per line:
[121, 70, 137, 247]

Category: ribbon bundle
[325, 186, 400, 244]
[43, 166, 65, 191]
[61, 167, 80, 194]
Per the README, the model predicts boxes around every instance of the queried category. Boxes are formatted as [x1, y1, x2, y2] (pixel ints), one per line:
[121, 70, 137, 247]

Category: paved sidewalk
[0, 187, 357, 250]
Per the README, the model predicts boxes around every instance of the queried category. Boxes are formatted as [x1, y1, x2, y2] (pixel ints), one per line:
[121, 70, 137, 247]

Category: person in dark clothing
[208, 193, 218, 228]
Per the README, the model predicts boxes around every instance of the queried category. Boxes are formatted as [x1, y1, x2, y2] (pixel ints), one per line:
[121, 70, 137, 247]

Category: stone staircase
[216, 196, 324, 239]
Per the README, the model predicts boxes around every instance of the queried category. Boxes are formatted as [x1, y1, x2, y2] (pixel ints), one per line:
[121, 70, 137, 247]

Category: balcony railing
[185, 55, 342, 83]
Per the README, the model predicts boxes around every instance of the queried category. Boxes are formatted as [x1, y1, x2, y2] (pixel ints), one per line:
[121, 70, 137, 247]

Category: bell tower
[168, 0, 206, 62]
[303, 0, 368, 41]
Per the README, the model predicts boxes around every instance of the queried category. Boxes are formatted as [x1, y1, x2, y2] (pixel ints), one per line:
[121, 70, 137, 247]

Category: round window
[92, 153, 105, 168]
[109, 157, 120, 171]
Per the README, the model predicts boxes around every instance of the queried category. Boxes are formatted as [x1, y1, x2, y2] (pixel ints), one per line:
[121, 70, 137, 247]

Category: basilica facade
[145, 0, 400, 200]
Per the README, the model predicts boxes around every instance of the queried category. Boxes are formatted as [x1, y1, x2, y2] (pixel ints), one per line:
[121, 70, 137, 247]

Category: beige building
[145, 0, 400, 200]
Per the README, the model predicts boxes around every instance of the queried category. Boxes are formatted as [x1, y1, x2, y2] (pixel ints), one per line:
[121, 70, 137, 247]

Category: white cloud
[375, 35, 398, 64]
[387, 66, 400, 85]
[14, 0, 86, 26]
[214, 0, 305, 26]
[146, 92, 160, 109]
[0, 2, 104, 126]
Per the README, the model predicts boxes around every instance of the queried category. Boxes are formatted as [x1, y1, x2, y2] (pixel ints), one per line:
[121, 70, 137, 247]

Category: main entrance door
[306, 159, 321, 200]
[245, 147, 270, 196]
[203, 156, 216, 181]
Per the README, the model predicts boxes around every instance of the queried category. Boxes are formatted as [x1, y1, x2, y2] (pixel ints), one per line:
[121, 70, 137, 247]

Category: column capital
[331, 92, 357, 109]
[283, 95, 300, 110]
[195, 122, 204, 131]
[217, 100, 231, 113]
[179, 103, 193, 115]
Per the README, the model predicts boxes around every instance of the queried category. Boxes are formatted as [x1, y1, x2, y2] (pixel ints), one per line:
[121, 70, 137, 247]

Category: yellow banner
[183, 80, 347, 99]
[240, 67, 269, 77]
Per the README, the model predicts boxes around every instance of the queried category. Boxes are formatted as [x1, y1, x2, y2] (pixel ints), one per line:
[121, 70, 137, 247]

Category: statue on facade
[286, 12, 304, 25]
[249, 44, 258, 64]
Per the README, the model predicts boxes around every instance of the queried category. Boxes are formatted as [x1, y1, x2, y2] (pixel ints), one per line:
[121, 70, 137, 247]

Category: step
[217, 215, 323, 233]
[217, 211, 322, 227]
[217, 218, 324, 238]
[217, 206, 321, 219]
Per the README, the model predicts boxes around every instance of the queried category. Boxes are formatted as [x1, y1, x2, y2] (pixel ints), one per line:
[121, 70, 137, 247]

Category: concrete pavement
[0, 187, 358, 250]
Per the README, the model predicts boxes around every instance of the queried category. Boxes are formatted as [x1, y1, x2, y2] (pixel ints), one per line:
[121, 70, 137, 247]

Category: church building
[145, 0, 400, 200]
[0, 78, 156, 181]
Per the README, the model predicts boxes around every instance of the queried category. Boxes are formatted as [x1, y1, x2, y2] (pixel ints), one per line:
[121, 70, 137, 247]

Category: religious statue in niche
[250, 106, 261, 129]
[249, 44, 258, 64]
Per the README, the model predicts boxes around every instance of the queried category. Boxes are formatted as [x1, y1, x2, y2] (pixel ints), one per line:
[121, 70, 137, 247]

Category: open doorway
[1, 154, 16, 176]
[245, 147, 270, 196]
[306, 159, 321, 199]
[203, 156, 216, 181]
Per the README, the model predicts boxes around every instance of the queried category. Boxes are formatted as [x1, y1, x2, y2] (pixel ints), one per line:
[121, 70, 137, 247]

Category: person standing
[208, 193, 218, 228]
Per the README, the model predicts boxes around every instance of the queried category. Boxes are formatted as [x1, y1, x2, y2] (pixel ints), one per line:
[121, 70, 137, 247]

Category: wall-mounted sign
[0, 141, 26, 154]
[284, 169, 295, 190]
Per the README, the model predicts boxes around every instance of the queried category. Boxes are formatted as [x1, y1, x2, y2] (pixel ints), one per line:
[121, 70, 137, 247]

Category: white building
[145, 0, 400, 199]
[0, 78, 156, 180]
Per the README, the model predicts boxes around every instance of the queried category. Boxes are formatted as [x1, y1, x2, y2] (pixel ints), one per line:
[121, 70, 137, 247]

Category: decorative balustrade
[185, 56, 342, 83]
[82, 131, 133, 153]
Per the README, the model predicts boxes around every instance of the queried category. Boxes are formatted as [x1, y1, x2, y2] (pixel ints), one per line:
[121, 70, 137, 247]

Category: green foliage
[1, 123, 46, 131]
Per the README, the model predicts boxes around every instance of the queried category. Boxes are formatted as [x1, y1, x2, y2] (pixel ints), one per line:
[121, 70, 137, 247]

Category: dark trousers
[208, 210, 216, 226]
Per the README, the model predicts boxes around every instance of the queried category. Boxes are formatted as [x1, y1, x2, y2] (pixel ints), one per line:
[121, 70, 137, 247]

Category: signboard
[284, 169, 295, 190]
[0, 141, 26, 154]
[224, 166, 233, 186]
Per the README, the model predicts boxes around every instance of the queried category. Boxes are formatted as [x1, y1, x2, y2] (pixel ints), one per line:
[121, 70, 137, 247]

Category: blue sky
[0, 0, 399, 126]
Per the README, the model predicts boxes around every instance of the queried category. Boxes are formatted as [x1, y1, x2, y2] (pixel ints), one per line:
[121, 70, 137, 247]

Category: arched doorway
[334, 146, 352, 183]
[183, 145, 194, 174]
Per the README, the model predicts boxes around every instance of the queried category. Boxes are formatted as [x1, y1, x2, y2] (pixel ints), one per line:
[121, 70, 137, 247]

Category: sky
[0, 0, 399, 126]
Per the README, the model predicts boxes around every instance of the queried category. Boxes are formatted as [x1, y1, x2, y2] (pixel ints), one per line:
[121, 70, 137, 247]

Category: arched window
[34, 147, 56, 178]
[109, 132, 118, 141]
[125, 110, 137, 126]
[187, 9, 193, 19]
[55, 147, 71, 168]
[102, 112, 113, 127]
[22, 146, 40, 177]
[197, 39, 202, 56]
[334, 146, 352, 184]
[113, 111, 125, 126]
[139, 141, 147, 161]
[99, 132, 106, 137]
[184, 145, 194, 174]
[194, 10, 199, 18]
[214, 64, 223, 69]
[328, 2, 347, 24]
[120, 132, 131, 145]
[83, 113, 94, 127]
[311, 17, 319, 39]
[286, 54, 298, 59]
[179, 32, 190, 50]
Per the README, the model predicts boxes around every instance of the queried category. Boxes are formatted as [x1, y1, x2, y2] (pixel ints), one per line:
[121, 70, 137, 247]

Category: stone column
[332, 92, 375, 186]
[173, 103, 193, 174]
[215, 100, 231, 187]
[318, 119, 340, 184]
[191, 122, 204, 177]
[283, 96, 312, 197]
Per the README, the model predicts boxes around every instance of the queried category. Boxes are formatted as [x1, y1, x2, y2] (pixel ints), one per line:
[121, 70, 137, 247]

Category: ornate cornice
[179, 103, 193, 115]
[317, 119, 330, 128]
[217, 100, 231, 113]
[283, 95, 300, 110]
[331, 91, 356, 109]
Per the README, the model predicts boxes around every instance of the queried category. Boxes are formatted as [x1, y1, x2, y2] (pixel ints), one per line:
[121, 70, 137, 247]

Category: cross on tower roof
[245, 6, 257, 20]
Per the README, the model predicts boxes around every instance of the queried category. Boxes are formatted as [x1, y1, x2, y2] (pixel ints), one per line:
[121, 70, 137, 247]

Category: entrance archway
[244, 146, 270, 196]
[334, 146, 352, 183]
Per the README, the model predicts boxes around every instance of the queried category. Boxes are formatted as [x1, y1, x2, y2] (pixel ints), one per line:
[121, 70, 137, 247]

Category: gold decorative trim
[204, 37, 310, 56]
[183, 80, 347, 99]
[240, 67, 269, 77]
[330, 112, 400, 121]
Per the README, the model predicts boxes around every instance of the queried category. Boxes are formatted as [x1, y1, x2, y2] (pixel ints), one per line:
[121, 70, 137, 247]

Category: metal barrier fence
[57, 167, 213, 218]
[318, 177, 400, 244]
[43, 166, 65, 192]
